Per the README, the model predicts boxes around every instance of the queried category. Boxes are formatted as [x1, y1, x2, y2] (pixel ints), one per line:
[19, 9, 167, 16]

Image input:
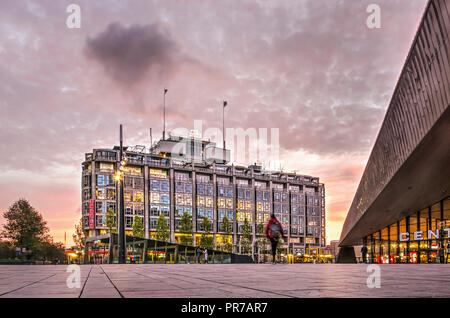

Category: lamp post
[115, 124, 127, 264]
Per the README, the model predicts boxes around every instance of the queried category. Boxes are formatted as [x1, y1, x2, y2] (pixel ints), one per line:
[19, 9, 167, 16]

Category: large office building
[339, 0, 450, 263]
[81, 134, 326, 259]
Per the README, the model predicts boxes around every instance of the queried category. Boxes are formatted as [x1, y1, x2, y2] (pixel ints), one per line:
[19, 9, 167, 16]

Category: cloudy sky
[0, 0, 427, 246]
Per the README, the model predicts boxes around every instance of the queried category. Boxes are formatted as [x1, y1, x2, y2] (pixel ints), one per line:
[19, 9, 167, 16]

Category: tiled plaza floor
[0, 264, 449, 298]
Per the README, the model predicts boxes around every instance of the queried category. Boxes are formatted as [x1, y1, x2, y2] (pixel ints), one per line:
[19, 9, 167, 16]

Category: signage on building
[399, 229, 450, 241]
[305, 237, 315, 244]
[89, 199, 94, 229]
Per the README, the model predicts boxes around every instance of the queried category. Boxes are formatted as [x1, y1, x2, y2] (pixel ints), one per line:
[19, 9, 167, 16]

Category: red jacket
[265, 218, 285, 239]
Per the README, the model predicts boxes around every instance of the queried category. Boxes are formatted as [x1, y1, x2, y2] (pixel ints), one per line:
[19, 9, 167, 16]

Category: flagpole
[163, 89, 167, 140]
[223, 101, 227, 149]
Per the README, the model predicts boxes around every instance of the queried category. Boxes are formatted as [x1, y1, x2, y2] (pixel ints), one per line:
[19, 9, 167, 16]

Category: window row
[150, 179, 170, 192]
[218, 186, 233, 198]
[256, 201, 271, 212]
[95, 201, 116, 213]
[175, 182, 193, 193]
[217, 198, 233, 209]
[96, 188, 117, 200]
[175, 194, 192, 206]
[255, 191, 270, 201]
[237, 200, 253, 211]
[197, 195, 213, 208]
[97, 174, 116, 187]
[124, 190, 144, 202]
[125, 177, 144, 189]
[218, 210, 234, 221]
[150, 192, 170, 204]
[150, 205, 170, 217]
[125, 203, 144, 216]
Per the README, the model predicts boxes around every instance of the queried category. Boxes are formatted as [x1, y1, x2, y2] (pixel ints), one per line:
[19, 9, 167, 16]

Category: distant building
[81, 134, 326, 258]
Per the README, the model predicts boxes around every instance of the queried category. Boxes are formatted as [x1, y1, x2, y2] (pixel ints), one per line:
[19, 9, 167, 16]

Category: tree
[179, 212, 193, 246]
[199, 217, 214, 250]
[1, 199, 49, 251]
[240, 217, 252, 255]
[221, 216, 233, 253]
[72, 217, 86, 251]
[132, 215, 144, 238]
[256, 223, 267, 262]
[154, 214, 169, 242]
[105, 207, 117, 234]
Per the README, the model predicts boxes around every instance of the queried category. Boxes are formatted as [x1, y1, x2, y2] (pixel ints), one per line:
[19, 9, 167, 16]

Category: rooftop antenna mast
[163, 88, 168, 140]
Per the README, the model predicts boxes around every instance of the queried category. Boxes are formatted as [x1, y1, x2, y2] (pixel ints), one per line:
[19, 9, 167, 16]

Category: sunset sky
[0, 0, 428, 247]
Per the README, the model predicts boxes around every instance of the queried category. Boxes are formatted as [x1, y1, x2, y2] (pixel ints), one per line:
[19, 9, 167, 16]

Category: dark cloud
[85, 22, 180, 86]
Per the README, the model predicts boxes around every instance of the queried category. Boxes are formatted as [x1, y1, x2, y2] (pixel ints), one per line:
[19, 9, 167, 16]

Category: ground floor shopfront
[363, 197, 450, 264]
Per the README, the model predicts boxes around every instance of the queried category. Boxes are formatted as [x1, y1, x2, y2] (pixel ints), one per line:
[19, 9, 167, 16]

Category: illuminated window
[206, 197, 213, 208]
[197, 195, 205, 207]
[238, 200, 245, 211]
[226, 198, 233, 209]
[257, 202, 263, 212]
[218, 198, 226, 208]
[150, 169, 167, 178]
[246, 201, 252, 210]
[264, 202, 270, 212]
[134, 191, 144, 202]
[150, 192, 160, 204]
[106, 189, 116, 200]
[176, 194, 184, 205]
[124, 191, 133, 202]
[100, 163, 114, 172]
[96, 189, 106, 200]
[185, 195, 192, 206]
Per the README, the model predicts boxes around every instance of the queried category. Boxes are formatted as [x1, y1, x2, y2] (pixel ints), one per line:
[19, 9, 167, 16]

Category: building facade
[339, 0, 450, 263]
[81, 135, 326, 259]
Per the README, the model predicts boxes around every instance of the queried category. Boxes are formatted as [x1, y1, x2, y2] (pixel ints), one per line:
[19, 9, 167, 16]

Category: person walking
[265, 214, 286, 264]
[361, 245, 368, 264]
[196, 246, 202, 264]
[204, 248, 208, 264]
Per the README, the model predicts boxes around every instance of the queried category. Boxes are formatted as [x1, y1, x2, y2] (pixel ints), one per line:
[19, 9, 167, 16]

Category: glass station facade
[364, 197, 450, 264]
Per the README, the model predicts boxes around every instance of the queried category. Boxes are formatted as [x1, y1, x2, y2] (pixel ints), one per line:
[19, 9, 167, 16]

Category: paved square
[0, 264, 449, 298]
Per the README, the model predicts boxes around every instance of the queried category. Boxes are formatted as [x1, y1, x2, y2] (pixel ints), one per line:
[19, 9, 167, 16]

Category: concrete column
[144, 165, 149, 239]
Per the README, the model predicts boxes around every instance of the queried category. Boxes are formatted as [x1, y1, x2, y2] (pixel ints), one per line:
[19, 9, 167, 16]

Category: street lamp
[115, 124, 127, 264]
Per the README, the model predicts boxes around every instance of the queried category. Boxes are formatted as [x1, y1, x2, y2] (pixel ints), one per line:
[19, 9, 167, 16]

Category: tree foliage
[179, 212, 193, 246]
[221, 216, 233, 253]
[199, 217, 214, 250]
[240, 217, 252, 255]
[72, 217, 86, 251]
[1, 199, 49, 250]
[132, 215, 144, 238]
[105, 207, 117, 234]
[155, 214, 169, 242]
